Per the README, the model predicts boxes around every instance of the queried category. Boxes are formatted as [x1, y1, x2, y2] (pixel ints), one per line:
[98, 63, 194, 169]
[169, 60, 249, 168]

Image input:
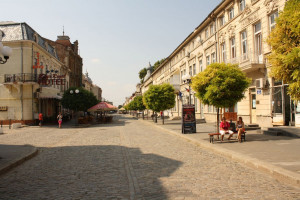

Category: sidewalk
[138, 116, 300, 188]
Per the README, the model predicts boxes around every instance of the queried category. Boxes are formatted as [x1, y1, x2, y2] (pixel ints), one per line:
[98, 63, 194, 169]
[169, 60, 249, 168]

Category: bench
[208, 131, 246, 143]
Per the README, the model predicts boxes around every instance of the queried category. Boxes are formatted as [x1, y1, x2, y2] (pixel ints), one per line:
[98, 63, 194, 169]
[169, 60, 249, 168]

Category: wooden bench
[208, 131, 246, 143]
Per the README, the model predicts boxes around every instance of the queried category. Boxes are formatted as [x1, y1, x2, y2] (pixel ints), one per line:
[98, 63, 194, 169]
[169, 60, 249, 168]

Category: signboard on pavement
[182, 104, 196, 133]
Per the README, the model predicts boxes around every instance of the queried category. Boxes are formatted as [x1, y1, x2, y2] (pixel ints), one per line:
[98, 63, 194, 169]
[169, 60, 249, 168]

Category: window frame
[230, 37, 236, 59]
[239, 0, 245, 12]
[229, 7, 234, 20]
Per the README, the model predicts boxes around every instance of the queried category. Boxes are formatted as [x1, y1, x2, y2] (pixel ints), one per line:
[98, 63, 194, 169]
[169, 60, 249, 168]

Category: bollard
[9, 119, 11, 129]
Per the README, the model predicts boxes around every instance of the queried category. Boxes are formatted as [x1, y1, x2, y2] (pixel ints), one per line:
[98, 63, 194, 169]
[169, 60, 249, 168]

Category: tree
[143, 83, 176, 124]
[61, 87, 99, 112]
[267, 0, 300, 100]
[153, 58, 166, 71]
[139, 68, 147, 83]
[191, 63, 250, 132]
[134, 96, 146, 119]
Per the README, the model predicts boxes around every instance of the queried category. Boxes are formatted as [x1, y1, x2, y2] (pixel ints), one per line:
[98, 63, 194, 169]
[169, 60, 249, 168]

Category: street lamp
[182, 74, 192, 105]
[0, 30, 12, 64]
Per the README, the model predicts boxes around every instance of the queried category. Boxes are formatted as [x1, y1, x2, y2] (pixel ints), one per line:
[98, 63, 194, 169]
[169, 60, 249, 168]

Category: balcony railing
[4, 73, 38, 83]
[224, 52, 265, 66]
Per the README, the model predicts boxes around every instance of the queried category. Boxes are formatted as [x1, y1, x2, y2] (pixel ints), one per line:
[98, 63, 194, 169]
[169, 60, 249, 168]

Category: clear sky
[2, 0, 221, 106]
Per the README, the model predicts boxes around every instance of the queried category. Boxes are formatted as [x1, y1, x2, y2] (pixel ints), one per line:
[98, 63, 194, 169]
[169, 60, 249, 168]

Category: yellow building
[0, 22, 69, 124]
[141, 0, 294, 128]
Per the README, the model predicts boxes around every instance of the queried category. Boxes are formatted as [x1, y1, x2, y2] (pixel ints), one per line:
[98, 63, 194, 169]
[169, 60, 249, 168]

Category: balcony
[225, 52, 265, 72]
[4, 73, 39, 85]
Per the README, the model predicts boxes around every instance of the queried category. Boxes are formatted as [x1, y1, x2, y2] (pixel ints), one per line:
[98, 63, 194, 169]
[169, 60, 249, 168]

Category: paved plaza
[0, 115, 299, 199]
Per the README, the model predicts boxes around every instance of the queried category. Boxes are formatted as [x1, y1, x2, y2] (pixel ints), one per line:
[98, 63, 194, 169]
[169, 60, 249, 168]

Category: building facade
[140, 0, 294, 128]
[0, 22, 70, 124]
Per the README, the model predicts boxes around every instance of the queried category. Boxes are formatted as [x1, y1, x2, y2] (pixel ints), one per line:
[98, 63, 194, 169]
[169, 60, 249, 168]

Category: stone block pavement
[138, 116, 300, 188]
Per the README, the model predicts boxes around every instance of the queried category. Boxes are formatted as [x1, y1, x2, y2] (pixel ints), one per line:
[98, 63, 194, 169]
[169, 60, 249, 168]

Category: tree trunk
[136, 111, 138, 118]
[155, 112, 157, 123]
[142, 111, 144, 120]
[217, 107, 220, 133]
[162, 111, 164, 125]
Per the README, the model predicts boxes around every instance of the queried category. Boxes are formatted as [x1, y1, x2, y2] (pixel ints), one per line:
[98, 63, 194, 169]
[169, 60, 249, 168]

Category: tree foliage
[139, 68, 147, 83]
[143, 83, 176, 112]
[267, 0, 300, 100]
[153, 58, 166, 71]
[126, 96, 146, 111]
[191, 63, 250, 108]
[61, 87, 99, 112]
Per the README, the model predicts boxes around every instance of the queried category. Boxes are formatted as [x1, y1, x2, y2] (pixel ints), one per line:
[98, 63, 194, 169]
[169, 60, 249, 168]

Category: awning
[88, 102, 117, 112]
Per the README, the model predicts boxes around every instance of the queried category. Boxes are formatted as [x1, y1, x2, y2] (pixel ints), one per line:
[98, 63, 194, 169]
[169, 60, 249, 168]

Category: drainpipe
[21, 42, 24, 121]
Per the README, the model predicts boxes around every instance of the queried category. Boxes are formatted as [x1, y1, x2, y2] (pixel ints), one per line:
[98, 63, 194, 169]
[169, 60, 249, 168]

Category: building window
[219, 16, 225, 27]
[199, 59, 203, 72]
[241, 30, 247, 60]
[193, 63, 196, 75]
[205, 29, 209, 39]
[211, 52, 216, 63]
[206, 55, 210, 66]
[210, 24, 214, 35]
[189, 66, 192, 76]
[221, 43, 226, 62]
[229, 7, 234, 20]
[239, 0, 245, 12]
[230, 37, 236, 59]
[254, 22, 262, 57]
[269, 11, 278, 31]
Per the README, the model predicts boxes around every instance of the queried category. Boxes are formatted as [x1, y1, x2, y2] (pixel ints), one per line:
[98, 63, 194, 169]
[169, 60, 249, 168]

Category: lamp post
[0, 30, 13, 64]
[70, 89, 80, 125]
[182, 74, 192, 105]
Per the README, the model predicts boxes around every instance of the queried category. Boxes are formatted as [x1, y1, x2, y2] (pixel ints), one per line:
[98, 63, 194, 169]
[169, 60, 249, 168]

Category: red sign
[38, 74, 66, 86]
[32, 52, 44, 69]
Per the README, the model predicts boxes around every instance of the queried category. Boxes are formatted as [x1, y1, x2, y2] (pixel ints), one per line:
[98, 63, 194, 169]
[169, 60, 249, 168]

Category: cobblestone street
[0, 115, 299, 199]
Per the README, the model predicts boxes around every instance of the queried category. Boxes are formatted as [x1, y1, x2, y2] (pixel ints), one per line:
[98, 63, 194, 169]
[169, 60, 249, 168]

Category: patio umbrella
[119, 107, 125, 111]
[88, 102, 117, 112]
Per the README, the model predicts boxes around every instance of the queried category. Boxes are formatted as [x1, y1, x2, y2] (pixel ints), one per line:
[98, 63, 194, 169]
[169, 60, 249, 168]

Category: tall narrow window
[239, 0, 245, 12]
[221, 43, 226, 62]
[205, 29, 209, 39]
[230, 37, 236, 59]
[241, 31, 247, 60]
[211, 52, 216, 63]
[193, 64, 196, 75]
[210, 24, 214, 35]
[219, 16, 225, 27]
[189, 66, 192, 76]
[269, 11, 278, 31]
[254, 22, 262, 63]
[229, 7, 234, 20]
[206, 55, 210, 66]
[199, 59, 203, 72]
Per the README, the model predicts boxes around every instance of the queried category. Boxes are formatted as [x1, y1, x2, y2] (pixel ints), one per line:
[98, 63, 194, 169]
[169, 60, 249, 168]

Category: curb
[0, 146, 38, 176]
[139, 119, 300, 188]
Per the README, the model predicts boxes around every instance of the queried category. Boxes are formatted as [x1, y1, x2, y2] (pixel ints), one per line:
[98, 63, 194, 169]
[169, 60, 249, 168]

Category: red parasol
[88, 102, 117, 112]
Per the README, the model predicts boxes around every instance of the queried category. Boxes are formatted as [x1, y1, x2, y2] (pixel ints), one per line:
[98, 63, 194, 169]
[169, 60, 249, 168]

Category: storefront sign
[38, 74, 66, 86]
[182, 104, 196, 133]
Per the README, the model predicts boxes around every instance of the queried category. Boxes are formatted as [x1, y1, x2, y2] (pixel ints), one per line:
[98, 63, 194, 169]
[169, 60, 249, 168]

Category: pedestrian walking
[57, 112, 63, 128]
[38, 113, 43, 127]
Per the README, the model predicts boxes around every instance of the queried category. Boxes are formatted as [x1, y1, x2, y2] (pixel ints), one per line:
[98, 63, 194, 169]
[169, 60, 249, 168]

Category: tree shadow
[0, 144, 182, 199]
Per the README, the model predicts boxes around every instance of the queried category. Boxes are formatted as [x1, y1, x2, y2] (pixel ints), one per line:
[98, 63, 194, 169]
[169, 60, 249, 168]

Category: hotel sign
[38, 74, 66, 86]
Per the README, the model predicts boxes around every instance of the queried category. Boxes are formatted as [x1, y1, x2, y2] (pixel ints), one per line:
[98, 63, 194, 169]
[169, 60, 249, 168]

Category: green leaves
[143, 83, 176, 112]
[127, 96, 146, 111]
[61, 87, 99, 112]
[191, 63, 250, 108]
[267, 0, 300, 100]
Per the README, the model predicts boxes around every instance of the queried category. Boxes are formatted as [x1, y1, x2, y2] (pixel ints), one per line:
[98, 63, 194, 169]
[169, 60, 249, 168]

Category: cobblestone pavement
[0, 115, 299, 199]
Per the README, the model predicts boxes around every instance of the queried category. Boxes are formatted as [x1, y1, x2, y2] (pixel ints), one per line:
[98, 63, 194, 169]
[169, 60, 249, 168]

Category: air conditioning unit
[255, 78, 266, 88]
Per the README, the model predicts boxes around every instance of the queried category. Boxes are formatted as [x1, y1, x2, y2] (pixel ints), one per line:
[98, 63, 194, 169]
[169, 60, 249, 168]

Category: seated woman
[220, 117, 234, 141]
[236, 117, 245, 142]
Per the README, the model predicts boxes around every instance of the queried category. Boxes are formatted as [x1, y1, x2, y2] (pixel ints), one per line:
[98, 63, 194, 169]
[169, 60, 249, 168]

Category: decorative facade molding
[227, 25, 236, 38]
[264, 0, 279, 14]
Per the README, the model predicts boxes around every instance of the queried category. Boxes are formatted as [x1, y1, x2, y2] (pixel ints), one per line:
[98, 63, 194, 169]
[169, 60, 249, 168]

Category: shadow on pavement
[0, 145, 182, 199]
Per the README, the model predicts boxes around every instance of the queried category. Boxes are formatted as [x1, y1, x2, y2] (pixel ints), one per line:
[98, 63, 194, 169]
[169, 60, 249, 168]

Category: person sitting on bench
[220, 117, 234, 141]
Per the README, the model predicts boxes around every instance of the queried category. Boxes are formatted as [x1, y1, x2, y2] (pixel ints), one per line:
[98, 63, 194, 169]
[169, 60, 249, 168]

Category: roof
[0, 22, 59, 60]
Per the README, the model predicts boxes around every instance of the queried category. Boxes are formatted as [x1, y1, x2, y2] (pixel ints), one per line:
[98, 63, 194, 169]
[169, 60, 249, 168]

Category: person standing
[38, 113, 43, 127]
[57, 112, 63, 128]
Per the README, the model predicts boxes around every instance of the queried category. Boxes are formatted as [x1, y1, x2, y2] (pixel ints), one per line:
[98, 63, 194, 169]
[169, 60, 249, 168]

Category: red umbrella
[88, 102, 117, 112]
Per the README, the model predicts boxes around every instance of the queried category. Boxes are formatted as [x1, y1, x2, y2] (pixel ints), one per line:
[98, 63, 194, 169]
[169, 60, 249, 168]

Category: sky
[2, 0, 221, 106]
